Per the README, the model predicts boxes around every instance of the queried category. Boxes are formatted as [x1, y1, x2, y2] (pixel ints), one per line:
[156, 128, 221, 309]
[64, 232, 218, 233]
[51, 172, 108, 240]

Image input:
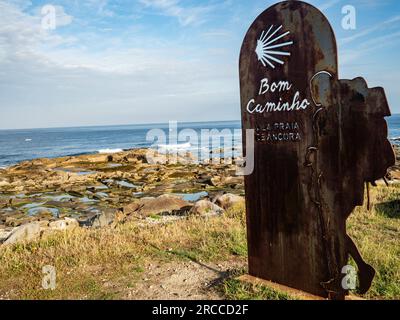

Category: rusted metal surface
[239, 0, 395, 299]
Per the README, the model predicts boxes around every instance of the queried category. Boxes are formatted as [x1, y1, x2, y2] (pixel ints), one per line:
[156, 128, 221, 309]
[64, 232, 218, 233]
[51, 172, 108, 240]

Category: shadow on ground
[375, 200, 400, 219]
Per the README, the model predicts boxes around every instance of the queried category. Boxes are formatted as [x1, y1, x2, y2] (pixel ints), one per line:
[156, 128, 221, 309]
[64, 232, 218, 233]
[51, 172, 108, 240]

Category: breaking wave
[98, 148, 124, 154]
[157, 143, 191, 151]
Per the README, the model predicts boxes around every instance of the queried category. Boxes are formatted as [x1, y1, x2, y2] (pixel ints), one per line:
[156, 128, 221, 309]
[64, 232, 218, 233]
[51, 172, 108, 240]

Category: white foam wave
[158, 142, 191, 151]
[98, 148, 124, 154]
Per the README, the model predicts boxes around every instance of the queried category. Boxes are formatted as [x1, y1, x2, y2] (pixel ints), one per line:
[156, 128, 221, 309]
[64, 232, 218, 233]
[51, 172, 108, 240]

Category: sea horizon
[0, 119, 242, 132]
[0, 120, 243, 167]
[1, 112, 399, 131]
[1, 116, 400, 168]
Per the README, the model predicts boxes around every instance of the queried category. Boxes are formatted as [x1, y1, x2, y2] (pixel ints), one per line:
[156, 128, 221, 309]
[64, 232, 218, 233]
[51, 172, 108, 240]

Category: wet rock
[27, 207, 59, 219]
[8, 198, 28, 206]
[77, 212, 98, 227]
[0, 148, 246, 230]
[215, 193, 244, 210]
[3, 222, 42, 245]
[91, 208, 118, 228]
[189, 200, 224, 217]
[43, 201, 74, 209]
[197, 174, 213, 185]
[5, 213, 33, 227]
[66, 190, 84, 198]
[123, 194, 192, 218]
[78, 208, 118, 228]
[168, 171, 195, 179]
[136, 154, 148, 163]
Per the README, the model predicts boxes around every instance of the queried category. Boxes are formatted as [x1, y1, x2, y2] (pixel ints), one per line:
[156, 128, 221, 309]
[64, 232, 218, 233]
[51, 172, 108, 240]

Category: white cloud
[0, 0, 239, 129]
[339, 29, 400, 66]
[340, 15, 400, 44]
[139, 0, 213, 26]
[201, 30, 232, 38]
[352, 0, 394, 8]
[86, 0, 114, 16]
[36, 4, 74, 28]
[318, 0, 342, 11]
[6, 0, 31, 9]
[53, 5, 73, 27]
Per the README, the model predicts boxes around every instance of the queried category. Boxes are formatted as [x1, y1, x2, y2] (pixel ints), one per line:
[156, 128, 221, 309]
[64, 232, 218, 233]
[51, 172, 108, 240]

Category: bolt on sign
[239, 0, 395, 299]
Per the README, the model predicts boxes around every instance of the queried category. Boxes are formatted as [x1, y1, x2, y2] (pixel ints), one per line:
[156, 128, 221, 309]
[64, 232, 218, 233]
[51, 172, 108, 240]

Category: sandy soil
[123, 258, 246, 300]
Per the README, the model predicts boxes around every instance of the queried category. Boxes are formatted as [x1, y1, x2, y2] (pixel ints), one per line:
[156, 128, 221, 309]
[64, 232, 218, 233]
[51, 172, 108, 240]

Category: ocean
[0, 116, 399, 168]
[0, 121, 242, 167]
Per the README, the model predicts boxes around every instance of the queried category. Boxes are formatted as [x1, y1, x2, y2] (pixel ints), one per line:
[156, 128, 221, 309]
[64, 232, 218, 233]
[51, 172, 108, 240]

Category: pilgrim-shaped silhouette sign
[239, 0, 395, 299]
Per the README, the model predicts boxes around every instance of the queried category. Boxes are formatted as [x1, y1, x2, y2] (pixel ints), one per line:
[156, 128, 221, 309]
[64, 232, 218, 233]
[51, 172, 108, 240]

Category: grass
[0, 185, 399, 300]
[347, 184, 400, 300]
[0, 204, 247, 299]
[223, 279, 296, 300]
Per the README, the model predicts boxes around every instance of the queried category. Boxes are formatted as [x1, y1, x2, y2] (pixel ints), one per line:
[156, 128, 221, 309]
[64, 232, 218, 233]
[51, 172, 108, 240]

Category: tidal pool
[116, 180, 137, 188]
[107, 163, 123, 168]
[173, 191, 208, 202]
[43, 194, 75, 202]
[95, 192, 109, 198]
[27, 207, 59, 218]
[80, 196, 99, 203]
[54, 168, 97, 175]
[22, 202, 46, 209]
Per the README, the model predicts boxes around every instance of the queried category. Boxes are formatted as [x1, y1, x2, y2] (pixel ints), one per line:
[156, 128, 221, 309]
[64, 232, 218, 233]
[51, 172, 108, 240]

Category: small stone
[215, 193, 244, 210]
[189, 200, 224, 217]
[48, 217, 79, 231]
[123, 194, 192, 218]
[3, 222, 41, 245]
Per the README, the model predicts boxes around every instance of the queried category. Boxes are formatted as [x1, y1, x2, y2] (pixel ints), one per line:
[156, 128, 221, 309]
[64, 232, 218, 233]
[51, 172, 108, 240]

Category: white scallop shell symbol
[255, 25, 293, 69]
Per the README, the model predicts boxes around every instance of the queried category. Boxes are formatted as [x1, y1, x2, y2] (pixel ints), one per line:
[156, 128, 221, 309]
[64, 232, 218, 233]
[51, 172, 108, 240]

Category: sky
[0, 0, 399, 129]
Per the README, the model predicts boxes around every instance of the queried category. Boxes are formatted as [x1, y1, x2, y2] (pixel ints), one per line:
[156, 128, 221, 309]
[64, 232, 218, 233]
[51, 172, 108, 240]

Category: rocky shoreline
[0, 149, 245, 245]
[1, 145, 400, 246]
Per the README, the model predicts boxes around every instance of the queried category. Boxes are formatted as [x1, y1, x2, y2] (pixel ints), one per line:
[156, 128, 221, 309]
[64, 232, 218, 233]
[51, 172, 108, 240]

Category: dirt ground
[123, 258, 247, 300]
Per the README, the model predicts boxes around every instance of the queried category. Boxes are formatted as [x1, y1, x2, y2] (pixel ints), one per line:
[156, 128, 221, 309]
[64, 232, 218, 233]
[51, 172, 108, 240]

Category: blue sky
[0, 0, 399, 129]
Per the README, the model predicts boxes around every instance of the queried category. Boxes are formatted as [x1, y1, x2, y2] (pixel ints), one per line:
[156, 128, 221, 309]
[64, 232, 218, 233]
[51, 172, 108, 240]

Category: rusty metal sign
[239, 0, 395, 299]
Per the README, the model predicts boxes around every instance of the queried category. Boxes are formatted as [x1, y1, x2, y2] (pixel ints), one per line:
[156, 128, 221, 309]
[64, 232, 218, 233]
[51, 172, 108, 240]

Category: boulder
[189, 200, 224, 217]
[78, 212, 99, 228]
[144, 152, 167, 165]
[210, 176, 221, 186]
[0, 180, 10, 187]
[3, 222, 42, 245]
[215, 193, 245, 210]
[78, 208, 118, 228]
[123, 194, 192, 218]
[221, 176, 244, 186]
[48, 217, 79, 231]
[91, 208, 117, 228]
[5, 213, 35, 227]
[87, 154, 108, 163]
[0, 228, 14, 243]
[197, 174, 213, 186]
